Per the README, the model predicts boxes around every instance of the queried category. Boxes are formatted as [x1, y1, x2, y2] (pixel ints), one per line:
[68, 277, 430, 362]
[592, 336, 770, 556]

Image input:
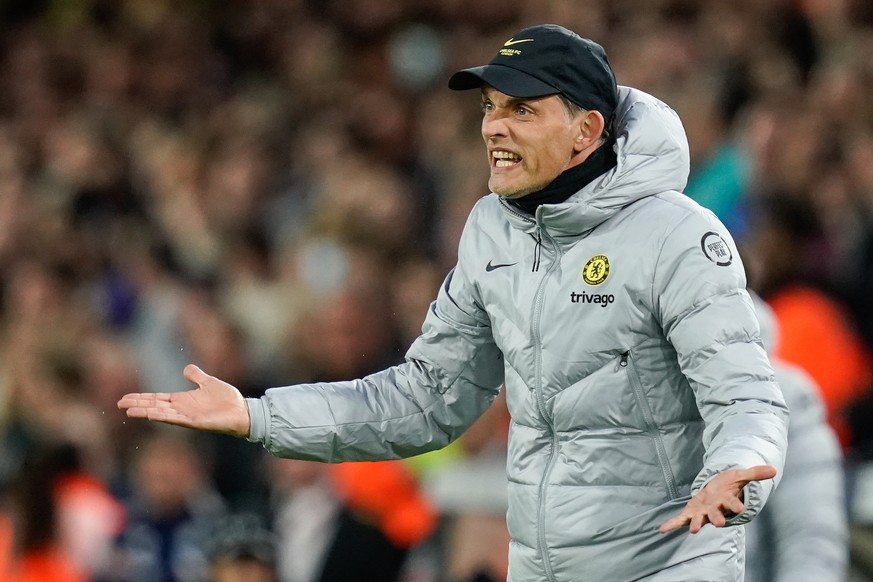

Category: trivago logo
[570, 291, 615, 307]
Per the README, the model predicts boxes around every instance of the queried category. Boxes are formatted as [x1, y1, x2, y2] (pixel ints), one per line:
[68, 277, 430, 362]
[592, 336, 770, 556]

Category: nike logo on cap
[486, 260, 518, 272]
[503, 38, 534, 47]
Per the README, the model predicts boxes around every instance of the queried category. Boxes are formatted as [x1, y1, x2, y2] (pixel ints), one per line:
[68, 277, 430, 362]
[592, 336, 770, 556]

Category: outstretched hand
[659, 465, 777, 534]
[117, 364, 251, 438]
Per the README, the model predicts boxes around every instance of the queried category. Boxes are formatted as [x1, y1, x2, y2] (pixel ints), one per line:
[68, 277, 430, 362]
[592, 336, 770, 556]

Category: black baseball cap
[448, 24, 618, 125]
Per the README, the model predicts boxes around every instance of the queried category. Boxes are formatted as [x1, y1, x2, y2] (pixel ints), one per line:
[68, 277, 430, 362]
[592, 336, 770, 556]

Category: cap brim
[448, 64, 559, 98]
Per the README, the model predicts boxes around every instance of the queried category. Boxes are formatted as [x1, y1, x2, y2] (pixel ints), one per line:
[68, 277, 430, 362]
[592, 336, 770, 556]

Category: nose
[482, 111, 509, 142]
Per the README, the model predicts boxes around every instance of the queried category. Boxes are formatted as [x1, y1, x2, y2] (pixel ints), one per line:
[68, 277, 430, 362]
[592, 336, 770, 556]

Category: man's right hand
[117, 364, 251, 438]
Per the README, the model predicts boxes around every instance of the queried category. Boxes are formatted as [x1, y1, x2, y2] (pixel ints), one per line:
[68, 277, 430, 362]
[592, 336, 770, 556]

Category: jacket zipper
[531, 227, 560, 582]
[620, 351, 680, 500]
[498, 197, 560, 579]
[497, 198, 543, 272]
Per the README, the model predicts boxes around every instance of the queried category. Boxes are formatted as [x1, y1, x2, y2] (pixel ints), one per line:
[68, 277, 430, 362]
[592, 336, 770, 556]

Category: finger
[659, 514, 690, 534]
[737, 464, 777, 482]
[125, 407, 194, 430]
[123, 398, 178, 416]
[727, 496, 745, 515]
[708, 506, 727, 528]
[117, 393, 173, 410]
[183, 364, 209, 386]
[123, 407, 151, 419]
[117, 393, 149, 409]
[688, 511, 708, 534]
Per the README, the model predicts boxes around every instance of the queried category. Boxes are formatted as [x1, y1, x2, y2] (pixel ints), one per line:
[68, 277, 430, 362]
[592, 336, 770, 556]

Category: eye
[515, 105, 532, 116]
[480, 101, 494, 114]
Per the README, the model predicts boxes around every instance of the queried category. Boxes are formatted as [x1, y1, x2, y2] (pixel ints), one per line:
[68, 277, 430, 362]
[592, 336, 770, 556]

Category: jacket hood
[503, 86, 690, 236]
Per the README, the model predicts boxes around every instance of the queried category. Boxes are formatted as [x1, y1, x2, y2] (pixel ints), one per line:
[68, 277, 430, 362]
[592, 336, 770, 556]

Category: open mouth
[492, 150, 522, 168]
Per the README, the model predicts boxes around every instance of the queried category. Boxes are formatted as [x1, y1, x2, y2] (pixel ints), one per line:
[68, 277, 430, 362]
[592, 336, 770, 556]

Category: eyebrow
[480, 91, 535, 108]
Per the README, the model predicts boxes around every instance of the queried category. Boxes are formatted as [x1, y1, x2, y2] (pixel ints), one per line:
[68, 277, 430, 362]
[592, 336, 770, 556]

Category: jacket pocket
[620, 350, 680, 500]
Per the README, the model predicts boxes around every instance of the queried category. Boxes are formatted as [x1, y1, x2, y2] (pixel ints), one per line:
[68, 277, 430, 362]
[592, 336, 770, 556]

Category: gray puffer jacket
[247, 87, 789, 582]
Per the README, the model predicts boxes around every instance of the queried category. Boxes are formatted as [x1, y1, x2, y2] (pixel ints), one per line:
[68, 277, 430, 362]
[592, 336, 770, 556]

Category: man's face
[480, 87, 586, 199]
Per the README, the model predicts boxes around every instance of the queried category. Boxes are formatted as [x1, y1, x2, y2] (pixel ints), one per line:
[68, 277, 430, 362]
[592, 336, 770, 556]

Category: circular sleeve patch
[700, 231, 733, 266]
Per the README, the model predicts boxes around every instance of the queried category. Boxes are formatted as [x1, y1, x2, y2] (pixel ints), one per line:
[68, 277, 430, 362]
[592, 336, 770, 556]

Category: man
[119, 24, 789, 581]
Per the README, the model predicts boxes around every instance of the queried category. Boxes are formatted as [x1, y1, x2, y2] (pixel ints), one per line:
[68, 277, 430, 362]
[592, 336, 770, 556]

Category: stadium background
[0, 0, 872, 580]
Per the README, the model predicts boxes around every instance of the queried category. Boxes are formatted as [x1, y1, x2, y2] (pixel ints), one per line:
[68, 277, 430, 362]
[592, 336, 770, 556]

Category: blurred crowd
[0, 0, 872, 581]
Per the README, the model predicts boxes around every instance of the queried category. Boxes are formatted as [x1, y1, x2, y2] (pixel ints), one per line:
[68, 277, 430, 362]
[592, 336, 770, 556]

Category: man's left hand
[658, 465, 777, 534]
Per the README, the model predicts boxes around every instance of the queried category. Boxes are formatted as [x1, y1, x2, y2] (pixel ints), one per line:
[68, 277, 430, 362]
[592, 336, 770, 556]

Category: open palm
[117, 364, 250, 438]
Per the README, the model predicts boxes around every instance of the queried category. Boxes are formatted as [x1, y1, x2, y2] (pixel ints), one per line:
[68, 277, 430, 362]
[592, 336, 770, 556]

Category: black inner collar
[506, 140, 617, 215]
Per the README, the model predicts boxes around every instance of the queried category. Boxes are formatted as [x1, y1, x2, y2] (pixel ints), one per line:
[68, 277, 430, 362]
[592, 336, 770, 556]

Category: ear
[574, 110, 606, 153]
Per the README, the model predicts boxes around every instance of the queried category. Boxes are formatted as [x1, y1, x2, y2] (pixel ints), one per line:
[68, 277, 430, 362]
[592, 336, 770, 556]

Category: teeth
[492, 151, 521, 167]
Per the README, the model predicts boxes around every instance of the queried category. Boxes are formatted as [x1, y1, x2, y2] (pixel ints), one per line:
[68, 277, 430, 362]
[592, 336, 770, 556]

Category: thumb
[183, 364, 210, 387]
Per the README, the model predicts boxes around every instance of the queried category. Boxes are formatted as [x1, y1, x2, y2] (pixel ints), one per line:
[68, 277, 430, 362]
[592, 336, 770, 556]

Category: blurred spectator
[111, 430, 227, 582]
[205, 514, 276, 582]
[5, 445, 86, 582]
[2, 443, 123, 582]
[176, 285, 273, 515]
[743, 195, 873, 449]
[745, 294, 848, 582]
[266, 456, 433, 582]
[419, 392, 511, 582]
[389, 258, 444, 347]
[286, 249, 404, 384]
